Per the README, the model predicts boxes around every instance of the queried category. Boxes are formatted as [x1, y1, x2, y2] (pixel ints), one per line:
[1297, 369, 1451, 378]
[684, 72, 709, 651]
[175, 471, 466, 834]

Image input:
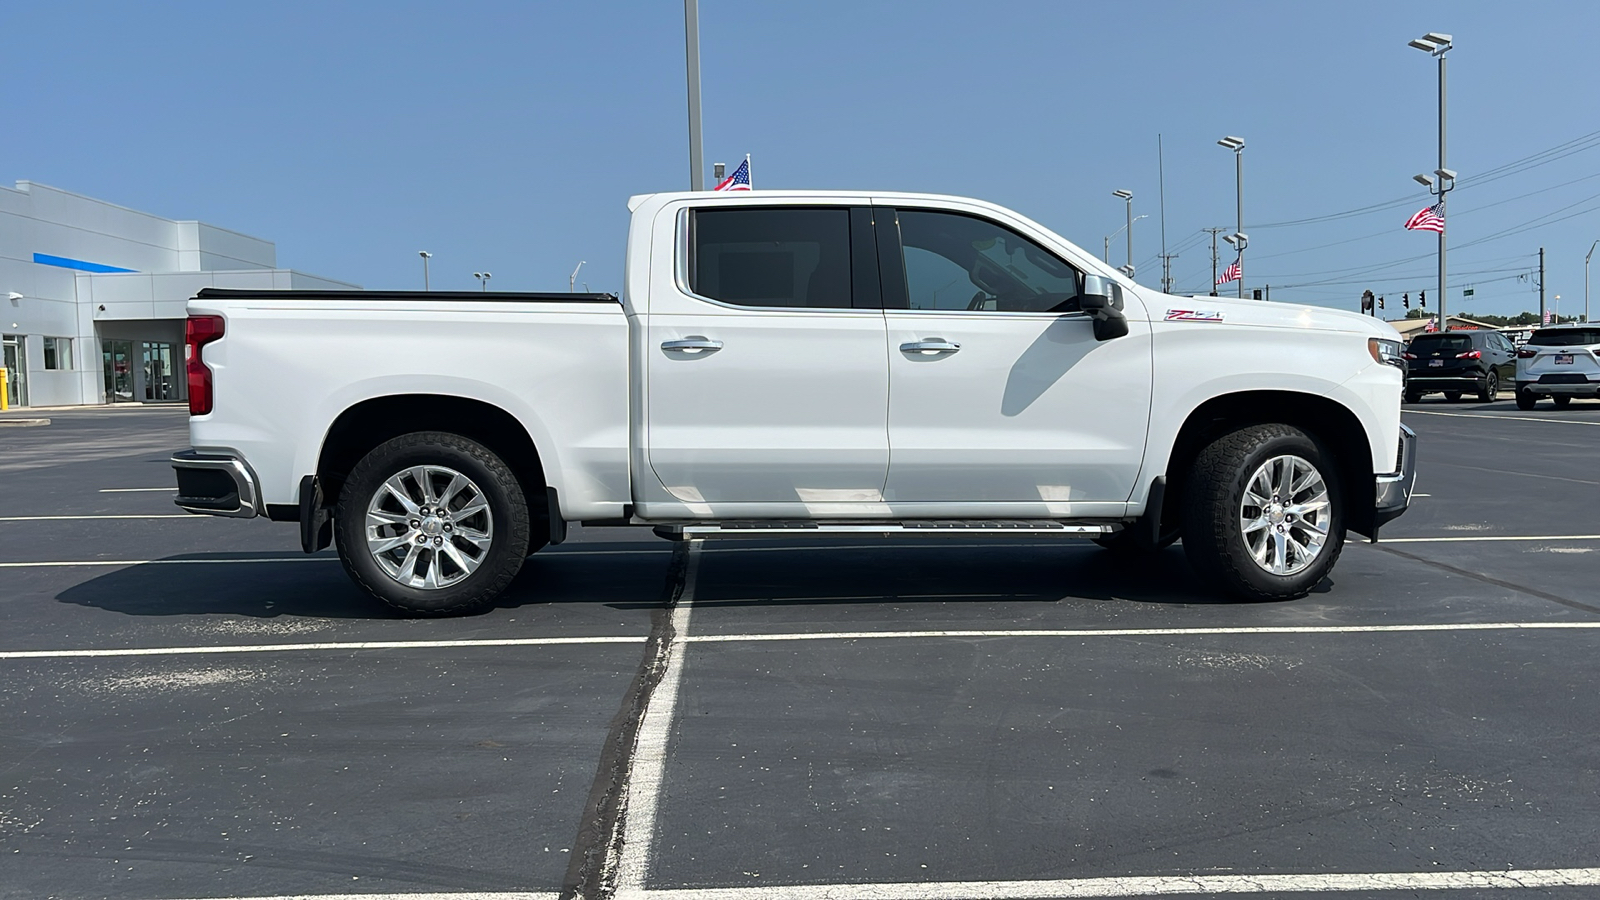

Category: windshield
[1408, 335, 1472, 352]
[1528, 328, 1600, 347]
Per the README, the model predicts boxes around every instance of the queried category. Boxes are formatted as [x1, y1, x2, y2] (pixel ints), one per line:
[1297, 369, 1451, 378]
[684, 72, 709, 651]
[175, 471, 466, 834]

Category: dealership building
[2, 181, 357, 408]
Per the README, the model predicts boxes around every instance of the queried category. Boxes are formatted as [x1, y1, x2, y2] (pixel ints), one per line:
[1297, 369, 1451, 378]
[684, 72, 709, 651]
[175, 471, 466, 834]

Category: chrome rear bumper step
[654, 520, 1115, 540]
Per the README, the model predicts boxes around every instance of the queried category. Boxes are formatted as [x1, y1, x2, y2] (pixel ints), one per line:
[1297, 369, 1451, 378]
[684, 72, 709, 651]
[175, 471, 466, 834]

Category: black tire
[1478, 370, 1499, 403]
[1443, 390, 1462, 402]
[334, 431, 532, 616]
[1404, 389, 1423, 404]
[1553, 395, 1573, 408]
[1181, 424, 1345, 602]
[1516, 388, 1539, 410]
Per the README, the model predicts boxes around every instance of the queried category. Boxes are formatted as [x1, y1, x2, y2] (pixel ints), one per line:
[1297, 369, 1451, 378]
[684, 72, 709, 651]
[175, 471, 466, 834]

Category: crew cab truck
[173, 190, 1416, 615]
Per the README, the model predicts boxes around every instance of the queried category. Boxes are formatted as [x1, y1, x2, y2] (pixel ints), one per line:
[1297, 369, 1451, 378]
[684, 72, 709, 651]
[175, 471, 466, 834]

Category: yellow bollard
[0, 366, 8, 410]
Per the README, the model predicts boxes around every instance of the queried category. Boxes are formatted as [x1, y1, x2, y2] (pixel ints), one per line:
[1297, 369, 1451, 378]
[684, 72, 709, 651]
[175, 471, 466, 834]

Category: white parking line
[685, 621, 1600, 644]
[0, 635, 648, 660]
[1407, 408, 1600, 426]
[614, 542, 703, 895]
[176, 894, 556, 900]
[632, 866, 1600, 898]
[1379, 534, 1600, 543]
[98, 487, 175, 493]
[0, 514, 196, 521]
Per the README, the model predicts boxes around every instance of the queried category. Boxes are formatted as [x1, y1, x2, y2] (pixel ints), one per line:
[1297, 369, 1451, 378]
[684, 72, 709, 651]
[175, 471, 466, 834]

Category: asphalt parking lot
[3, 401, 1600, 900]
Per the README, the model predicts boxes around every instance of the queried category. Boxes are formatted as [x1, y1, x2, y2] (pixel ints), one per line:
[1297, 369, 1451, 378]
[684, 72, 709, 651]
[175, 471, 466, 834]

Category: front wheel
[1478, 371, 1499, 403]
[334, 431, 532, 616]
[1182, 424, 1345, 601]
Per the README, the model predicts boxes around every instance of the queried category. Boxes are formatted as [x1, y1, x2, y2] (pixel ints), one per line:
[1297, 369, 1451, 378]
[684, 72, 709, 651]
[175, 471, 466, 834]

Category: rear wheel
[1478, 371, 1499, 403]
[1443, 390, 1462, 402]
[1182, 425, 1344, 601]
[1553, 395, 1573, 408]
[1516, 387, 1539, 410]
[335, 431, 532, 616]
[1404, 388, 1422, 404]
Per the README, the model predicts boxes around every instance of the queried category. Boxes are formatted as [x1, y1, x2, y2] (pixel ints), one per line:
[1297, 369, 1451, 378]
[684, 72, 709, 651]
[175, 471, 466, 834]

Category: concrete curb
[0, 418, 51, 427]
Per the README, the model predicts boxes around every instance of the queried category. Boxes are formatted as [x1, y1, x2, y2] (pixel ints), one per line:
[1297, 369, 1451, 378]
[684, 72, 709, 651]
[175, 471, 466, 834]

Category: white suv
[1516, 325, 1600, 409]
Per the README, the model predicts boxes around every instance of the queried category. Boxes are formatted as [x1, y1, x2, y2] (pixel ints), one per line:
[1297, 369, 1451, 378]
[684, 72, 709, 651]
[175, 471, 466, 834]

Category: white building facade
[2, 181, 357, 408]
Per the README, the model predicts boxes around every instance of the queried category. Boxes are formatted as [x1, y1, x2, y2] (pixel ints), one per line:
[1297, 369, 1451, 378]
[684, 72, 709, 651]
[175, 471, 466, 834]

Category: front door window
[103, 340, 134, 403]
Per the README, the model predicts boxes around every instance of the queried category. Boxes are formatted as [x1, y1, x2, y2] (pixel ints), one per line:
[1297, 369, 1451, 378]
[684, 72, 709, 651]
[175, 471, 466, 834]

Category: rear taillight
[1455, 349, 1482, 359]
[1402, 352, 1417, 360]
[1516, 348, 1537, 359]
[186, 314, 225, 415]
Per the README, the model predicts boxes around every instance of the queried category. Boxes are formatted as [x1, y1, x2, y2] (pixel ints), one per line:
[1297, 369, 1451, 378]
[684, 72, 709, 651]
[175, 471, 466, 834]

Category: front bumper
[171, 449, 262, 518]
[1373, 423, 1417, 531]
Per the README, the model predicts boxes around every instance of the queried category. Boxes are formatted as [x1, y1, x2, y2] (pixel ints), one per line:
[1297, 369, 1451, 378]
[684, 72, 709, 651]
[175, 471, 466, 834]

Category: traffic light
[1361, 290, 1375, 313]
[1379, 295, 1386, 310]
[1419, 290, 1426, 308]
[1253, 289, 1262, 300]
[1403, 292, 1410, 309]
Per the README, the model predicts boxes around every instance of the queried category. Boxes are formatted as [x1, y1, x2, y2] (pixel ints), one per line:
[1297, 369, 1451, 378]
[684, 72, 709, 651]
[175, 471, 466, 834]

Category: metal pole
[1104, 236, 1109, 263]
[1158, 135, 1168, 291]
[570, 261, 586, 293]
[1586, 241, 1596, 323]
[1235, 150, 1245, 299]
[1205, 227, 1224, 296]
[1437, 52, 1447, 330]
[419, 251, 431, 291]
[1539, 247, 1546, 324]
[684, 0, 705, 191]
[1125, 197, 1133, 273]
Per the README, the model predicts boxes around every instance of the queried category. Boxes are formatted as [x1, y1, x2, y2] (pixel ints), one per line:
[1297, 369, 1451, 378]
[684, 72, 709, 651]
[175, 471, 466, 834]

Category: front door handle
[661, 337, 724, 354]
[899, 339, 961, 355]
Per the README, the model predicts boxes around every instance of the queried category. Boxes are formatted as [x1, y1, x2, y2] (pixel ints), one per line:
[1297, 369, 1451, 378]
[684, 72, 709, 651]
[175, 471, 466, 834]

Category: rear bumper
[1406, 374, 1484, 390]
[1373, 423, 1417, 531]
[171, 449, 262, 518]
[1519, 379, 1600, 396]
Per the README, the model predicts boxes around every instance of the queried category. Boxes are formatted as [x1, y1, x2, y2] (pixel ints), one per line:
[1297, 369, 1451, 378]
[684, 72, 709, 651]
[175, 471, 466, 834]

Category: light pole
[1217, 136, 1246, 298]
[684, 0, 705, 190]
[418, 251, 432, 291]
[1112, 190, 1134, 276]
[1586, 240, 1597, 323]
[1410, 32, 1453, 329]
[474, 272, 492, 292]
[1104, 216, 1147, 266]
[570, 261, 587, 293]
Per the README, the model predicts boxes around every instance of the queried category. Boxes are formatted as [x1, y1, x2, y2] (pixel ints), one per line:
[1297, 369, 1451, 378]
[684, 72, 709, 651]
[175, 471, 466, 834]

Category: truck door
[641, 204, 890, 512]
[875, 204, 1153, 516]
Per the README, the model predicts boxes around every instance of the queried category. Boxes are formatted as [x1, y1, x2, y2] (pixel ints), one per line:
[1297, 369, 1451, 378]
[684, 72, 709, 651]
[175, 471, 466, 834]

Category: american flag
[1543, 309, 1554, 325]
[714, 156, 752, 191]
[1216, 257, 1241, 286]
[1405, 201, 1445, 233]
[1423, 317, 1438, 333]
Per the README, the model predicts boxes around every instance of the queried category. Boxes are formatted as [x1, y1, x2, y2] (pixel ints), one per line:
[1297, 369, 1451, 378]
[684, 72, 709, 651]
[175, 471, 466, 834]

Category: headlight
[1368, 338, 1404, 369]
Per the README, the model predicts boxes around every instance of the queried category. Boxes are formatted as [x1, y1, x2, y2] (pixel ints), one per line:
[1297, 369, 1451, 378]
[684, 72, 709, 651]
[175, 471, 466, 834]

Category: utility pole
[684, 0, 705, 190]
[1159, 253, 1179, 294]
[418, 251, 431, 291]
[1539, 247, 1546, 323]
[1204, 227, 1227, 296]
[1587, 240, 1597, 323]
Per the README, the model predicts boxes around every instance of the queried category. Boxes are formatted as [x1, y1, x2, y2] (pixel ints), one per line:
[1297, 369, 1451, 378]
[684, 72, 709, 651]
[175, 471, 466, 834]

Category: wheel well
[316, 395, 549, 527]
[1161, 391, 1378, 538]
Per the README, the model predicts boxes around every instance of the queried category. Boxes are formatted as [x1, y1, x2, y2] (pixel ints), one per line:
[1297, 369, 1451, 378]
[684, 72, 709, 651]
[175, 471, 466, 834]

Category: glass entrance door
[102, 340, 133, 403]
[3, 335, 27, 408]
[140, 342, 181, 402]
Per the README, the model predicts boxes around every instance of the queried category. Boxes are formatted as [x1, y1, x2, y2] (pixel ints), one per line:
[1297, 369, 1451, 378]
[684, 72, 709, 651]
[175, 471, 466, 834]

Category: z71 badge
[1165, 309, 1225, 322]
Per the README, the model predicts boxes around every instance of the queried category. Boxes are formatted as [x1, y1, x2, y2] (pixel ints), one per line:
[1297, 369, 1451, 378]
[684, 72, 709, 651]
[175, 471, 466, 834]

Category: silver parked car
[1516, 325, 1600, 409]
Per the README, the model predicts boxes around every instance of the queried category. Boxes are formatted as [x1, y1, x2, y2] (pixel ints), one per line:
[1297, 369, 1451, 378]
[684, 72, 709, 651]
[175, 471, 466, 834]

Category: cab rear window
[1528, 328, 1600, 347]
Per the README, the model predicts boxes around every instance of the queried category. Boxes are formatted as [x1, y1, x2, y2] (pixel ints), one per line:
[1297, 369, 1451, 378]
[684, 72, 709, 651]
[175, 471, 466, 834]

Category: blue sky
[6, 1, 1599, 319]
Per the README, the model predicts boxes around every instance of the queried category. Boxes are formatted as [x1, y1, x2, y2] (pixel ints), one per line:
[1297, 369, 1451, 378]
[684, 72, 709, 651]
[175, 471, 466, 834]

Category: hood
[1140, 291, 1401, 339]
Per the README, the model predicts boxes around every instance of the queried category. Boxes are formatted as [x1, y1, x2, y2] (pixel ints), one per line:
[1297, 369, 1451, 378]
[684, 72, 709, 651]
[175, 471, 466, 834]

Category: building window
[44, 337, 74, 370]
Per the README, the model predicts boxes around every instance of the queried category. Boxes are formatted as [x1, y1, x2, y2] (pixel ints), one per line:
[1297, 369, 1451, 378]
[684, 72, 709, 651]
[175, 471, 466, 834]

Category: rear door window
[689, 207, 854, 309]
[1409, 335, 1472, 353]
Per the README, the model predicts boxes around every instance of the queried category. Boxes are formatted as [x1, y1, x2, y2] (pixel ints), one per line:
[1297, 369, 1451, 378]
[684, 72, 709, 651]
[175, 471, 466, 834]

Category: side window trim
[676, 204, 867, 313]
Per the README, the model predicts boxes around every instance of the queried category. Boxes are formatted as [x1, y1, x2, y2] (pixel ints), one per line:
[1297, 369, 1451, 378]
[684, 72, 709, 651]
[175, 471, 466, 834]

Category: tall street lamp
[570, 261, 587, 293]
[418, 251, 432, 291]
[1586, 240, 1597, 323]
[1410, 32, 1453, 329]
[684, 0, 705, 190]
[1104, 216, 1147, 266]
[1112, 190, 1135, 276]
[1217, 136, 1246, 299]
[474, 272, 492, 292]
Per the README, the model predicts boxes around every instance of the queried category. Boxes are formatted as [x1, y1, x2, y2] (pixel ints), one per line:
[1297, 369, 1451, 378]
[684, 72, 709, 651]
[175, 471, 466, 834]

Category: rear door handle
[899, 339, 961, 355]
[661, 337, 724, 354]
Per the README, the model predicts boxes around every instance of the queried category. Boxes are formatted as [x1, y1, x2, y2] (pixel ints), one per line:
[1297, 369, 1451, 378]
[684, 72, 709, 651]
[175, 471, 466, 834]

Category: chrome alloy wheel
[365, 465, 494, 590]
[1239, 454, 1331, 577]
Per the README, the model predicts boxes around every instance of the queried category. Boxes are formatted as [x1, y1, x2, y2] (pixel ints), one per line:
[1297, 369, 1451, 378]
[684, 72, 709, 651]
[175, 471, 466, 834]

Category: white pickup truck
[173, 190, 1415, 614]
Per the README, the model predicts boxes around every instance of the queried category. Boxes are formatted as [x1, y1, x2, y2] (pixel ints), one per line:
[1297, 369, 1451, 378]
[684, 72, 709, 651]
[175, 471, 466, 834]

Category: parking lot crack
[1371, 543, 1600, 615]
[563, 540, 694, 900]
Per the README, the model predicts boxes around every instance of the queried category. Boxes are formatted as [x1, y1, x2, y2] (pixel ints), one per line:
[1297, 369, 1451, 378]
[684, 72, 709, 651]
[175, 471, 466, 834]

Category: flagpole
[1437, 48, 1448, 331]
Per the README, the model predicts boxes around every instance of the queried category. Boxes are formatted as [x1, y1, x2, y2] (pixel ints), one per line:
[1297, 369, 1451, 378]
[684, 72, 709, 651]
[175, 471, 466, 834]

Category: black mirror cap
[1093, 313, 1130, 341]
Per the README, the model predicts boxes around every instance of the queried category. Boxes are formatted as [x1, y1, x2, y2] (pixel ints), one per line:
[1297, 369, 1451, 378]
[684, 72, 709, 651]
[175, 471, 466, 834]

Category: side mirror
[1081, 275, 1129, 341]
